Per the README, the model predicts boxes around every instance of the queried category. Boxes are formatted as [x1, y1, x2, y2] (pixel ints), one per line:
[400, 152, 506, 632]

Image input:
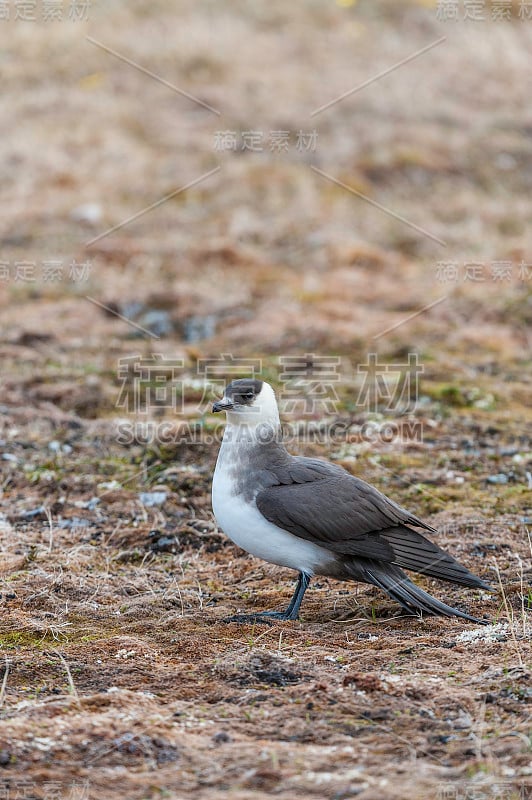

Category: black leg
[285, 571, 311, 618]
[223, 571, 312, 624]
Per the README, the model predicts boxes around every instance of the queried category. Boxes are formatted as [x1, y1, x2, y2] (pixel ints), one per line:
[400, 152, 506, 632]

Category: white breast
[212, 459, 336, 576]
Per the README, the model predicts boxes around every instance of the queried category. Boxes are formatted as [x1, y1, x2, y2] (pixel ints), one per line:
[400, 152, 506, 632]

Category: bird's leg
[283, 571, 311, 618]
[223, 572, 311, 624]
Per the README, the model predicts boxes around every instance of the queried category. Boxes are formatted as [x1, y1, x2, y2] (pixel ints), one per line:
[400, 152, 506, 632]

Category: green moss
[423, 382, 496, 410]
[0, 631, 51, 649]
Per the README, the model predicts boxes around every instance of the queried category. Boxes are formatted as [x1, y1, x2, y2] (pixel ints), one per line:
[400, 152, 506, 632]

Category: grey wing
[255, 457, 489, 588]
[255, 456, 434, 557]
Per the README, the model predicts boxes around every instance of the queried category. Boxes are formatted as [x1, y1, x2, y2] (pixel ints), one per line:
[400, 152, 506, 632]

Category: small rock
[1, 454, 17, 463]
[183, 314, 217, 343]
[212, 731, 231, 744]
[98, 480, 121, 491]
[139, 491, 167, 507]
[74, 497, 100, 511]
[153, 738, 179, 765]
[486, 473, 508, 485]
[70, 202, 103, 225]
[57, 517, 91, 530]
[121, 301, 145, 319]
[136, 310, 173, 338]
[500, 447, 519, 456]
[150, 535, 179, 553]
[453, 712, 472, 730]
[0, 750, 10, 767]
[18, 506, 47, 520]
[433, 734, 455, 744]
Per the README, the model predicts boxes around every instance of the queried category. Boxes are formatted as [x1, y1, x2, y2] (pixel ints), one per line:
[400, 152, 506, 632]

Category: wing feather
[255, 456, 433, 554]
[255, 456, 490, 589]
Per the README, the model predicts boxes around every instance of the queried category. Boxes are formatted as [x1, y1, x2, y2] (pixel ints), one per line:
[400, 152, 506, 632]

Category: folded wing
[255, 457, 489, 590]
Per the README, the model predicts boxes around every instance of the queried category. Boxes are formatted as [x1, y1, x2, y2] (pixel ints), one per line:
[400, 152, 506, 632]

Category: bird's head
[212, 378, 280, 428]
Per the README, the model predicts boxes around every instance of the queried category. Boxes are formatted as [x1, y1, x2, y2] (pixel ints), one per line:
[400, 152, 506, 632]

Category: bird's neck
[216, 406, 284, 470]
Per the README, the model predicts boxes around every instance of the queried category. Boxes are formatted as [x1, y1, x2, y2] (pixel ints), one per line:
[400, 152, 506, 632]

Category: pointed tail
[380, 525, 492, 590]
[345, 558, 489, 625]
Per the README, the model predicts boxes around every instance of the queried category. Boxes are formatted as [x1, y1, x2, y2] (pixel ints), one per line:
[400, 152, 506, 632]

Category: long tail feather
[344, 559, 488, 624]
[381, 526, 492, 590]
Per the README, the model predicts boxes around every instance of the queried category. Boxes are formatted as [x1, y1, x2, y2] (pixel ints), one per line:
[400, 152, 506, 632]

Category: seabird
[212, 378, 490, 624]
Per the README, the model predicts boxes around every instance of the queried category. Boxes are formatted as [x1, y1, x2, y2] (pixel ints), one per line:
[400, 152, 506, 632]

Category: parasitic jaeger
[212, 378, 491, 624]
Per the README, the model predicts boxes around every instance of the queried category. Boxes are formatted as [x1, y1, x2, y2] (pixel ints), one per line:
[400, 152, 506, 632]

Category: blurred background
[1, 0, 531, 403]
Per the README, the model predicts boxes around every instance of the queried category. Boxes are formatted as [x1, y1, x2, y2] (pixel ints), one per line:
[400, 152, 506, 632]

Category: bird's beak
[212, 397, 234, 413]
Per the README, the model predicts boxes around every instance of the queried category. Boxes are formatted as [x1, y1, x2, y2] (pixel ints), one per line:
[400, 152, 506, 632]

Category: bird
[211, 378, 491, 624]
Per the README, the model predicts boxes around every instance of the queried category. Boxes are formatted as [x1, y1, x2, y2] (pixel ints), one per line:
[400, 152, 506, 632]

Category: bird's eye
[242, 392, 254, 400]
